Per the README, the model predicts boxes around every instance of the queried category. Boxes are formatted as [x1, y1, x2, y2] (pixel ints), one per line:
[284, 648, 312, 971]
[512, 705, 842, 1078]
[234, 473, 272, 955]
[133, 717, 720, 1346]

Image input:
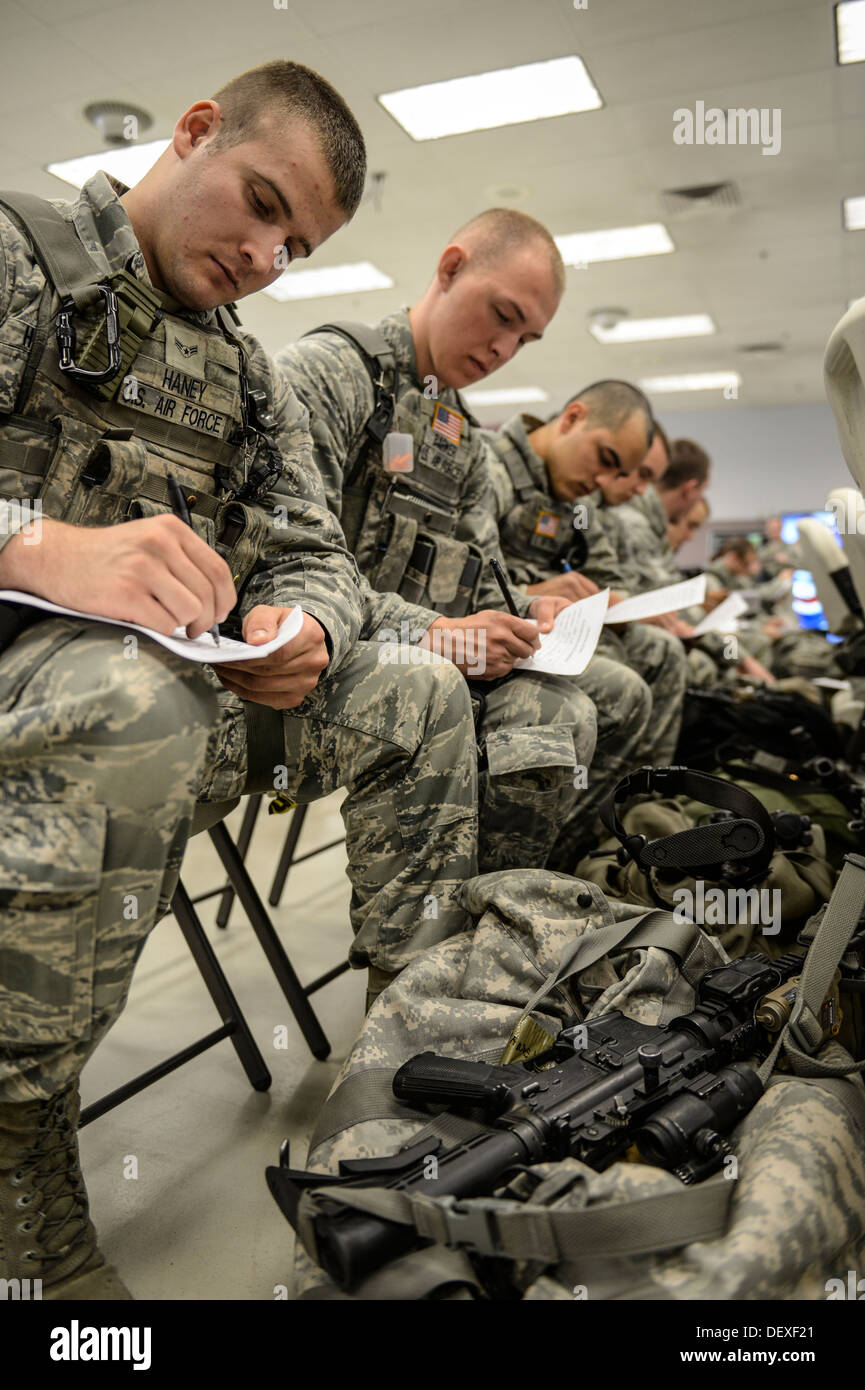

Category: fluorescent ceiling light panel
[590, 314, 715, 344]
[556, 224, 675, 265]
[47, 139, 170, 189]
[463, 387, 549, 407]
[843, 195, 865, 230]
[378, 56, 602, 141]
[263, 262, 393, 301]
[640, 371, 741, 393]
[836, 0, 865, 63]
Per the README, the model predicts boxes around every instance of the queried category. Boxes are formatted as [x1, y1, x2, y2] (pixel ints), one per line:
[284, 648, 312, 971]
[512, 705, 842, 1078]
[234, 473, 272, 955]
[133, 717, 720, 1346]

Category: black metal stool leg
[215, 794, 263, 928]
[171, 880, 272, 1089]
[207, 821, 332, 1060]
[269, 802, 309, 906]
[80, 881, 271, 1126]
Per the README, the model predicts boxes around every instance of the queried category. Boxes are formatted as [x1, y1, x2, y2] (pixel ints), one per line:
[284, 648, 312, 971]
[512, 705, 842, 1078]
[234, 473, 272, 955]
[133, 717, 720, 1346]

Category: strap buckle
[435, 1194, 501, 1255]
[55, 284, 122, 385]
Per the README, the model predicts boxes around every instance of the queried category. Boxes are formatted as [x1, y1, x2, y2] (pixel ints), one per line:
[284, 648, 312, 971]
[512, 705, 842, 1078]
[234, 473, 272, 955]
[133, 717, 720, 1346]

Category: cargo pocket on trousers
[0, 802, 107, 1046]
[483, 725, 576, 796]
[342, 792, 408, 901]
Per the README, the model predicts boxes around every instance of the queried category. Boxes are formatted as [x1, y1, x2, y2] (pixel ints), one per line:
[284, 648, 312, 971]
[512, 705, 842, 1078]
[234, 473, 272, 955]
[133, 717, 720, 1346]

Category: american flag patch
[432, 403, 464, 445]
[534, 510, 560, 538]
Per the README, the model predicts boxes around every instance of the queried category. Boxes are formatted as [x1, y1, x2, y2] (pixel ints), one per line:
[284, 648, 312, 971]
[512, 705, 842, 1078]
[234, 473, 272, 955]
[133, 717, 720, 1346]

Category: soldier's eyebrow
[506, 298, 543, 342]
[256, 173, 313, 258]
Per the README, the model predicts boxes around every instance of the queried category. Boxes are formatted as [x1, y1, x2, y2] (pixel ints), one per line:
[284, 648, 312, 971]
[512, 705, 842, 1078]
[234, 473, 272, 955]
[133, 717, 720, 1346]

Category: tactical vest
[489, 426, 588, 573]
[0, 191, 285, 634]
[304, 322, 485, 618]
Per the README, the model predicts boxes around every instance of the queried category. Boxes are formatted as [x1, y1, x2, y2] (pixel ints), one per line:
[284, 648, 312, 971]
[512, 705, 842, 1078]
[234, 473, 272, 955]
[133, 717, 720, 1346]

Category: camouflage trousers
[597, 623, 687, 765]
[547, 654, 654, 869]
[0, 619, 477, 1103]
[472, 673, 595, 873]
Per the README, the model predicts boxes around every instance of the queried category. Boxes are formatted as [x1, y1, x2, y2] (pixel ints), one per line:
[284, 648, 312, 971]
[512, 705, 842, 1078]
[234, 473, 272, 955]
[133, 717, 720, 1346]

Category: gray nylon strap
[758, 853, 865, 1085]
[790, 852, 865, 1051]
[0, 191, 104, 310]
[516, 908, 704, 1028]
[308, 1171, 734, 1263]
[309, 1068, 424, 1151]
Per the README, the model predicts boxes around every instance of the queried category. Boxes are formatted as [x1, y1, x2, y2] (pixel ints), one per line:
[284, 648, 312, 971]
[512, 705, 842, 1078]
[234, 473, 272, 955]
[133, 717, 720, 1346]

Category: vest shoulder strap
[489, 429, 541, 502]
[301, 321, 399, 497]
[0, 190, 106, 311]
[304, 320, 394, 371]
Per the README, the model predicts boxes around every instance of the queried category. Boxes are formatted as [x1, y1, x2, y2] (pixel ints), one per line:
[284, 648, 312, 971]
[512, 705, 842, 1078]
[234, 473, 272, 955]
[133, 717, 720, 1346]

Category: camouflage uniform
[758, 536, 804, 575]
[0, 175, 480, 1108]
[609, 489, 744, 686]
[276, 314, 598, 872]
[486, 412, 688, 767]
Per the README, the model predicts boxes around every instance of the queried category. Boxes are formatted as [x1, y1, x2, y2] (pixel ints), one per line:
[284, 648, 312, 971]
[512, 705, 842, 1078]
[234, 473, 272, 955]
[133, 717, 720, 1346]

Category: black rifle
[267, 951, 838, 1290]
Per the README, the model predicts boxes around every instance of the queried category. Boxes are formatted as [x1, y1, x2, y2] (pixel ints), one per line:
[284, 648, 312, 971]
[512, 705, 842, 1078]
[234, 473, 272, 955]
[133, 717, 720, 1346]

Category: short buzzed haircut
[659, 438, 711, 491]
[714, 535, 754, 562]
[452, 208, 566, 295]
[653, 419, 671, 463]
[210, 60, 366, 217]
[561, 379, 654, 447]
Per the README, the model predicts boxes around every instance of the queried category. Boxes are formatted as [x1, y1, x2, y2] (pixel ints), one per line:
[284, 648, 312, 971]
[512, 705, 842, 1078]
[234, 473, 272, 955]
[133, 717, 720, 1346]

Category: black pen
[166, 474, 220, 646]
[489, 556, 521, 617]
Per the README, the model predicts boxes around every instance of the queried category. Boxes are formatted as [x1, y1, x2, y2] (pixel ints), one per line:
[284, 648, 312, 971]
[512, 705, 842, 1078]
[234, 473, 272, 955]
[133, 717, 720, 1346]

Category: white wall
[659, 402, 851, 522]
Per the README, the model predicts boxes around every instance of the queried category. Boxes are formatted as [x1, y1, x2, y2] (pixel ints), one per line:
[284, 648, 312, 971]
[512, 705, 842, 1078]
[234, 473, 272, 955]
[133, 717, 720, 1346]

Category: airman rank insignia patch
[432, 402, 464, 445]
[534, 510, 561, 538]
[165, 323, 205, 378]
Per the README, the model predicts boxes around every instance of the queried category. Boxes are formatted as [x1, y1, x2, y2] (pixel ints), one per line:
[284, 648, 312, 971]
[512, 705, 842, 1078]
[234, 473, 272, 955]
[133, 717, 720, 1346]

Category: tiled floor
[78, 793, 361, 1301]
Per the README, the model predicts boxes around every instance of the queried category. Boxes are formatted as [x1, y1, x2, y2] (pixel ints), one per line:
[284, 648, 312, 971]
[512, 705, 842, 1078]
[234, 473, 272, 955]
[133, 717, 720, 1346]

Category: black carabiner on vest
[55, 283, 122, 385]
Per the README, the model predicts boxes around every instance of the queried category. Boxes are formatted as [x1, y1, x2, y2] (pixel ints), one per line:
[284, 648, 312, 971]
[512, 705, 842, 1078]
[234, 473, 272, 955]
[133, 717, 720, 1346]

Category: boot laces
[10, 1089, 90, 1265]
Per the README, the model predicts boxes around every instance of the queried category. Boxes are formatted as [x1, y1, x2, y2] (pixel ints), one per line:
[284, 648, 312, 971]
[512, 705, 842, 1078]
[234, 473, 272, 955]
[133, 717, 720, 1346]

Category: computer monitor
[782, 510, 843, 634]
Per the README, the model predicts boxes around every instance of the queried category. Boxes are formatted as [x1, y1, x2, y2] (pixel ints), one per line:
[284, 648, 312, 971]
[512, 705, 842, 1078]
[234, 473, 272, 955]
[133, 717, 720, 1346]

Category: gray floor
[78, 793, 361, 1301]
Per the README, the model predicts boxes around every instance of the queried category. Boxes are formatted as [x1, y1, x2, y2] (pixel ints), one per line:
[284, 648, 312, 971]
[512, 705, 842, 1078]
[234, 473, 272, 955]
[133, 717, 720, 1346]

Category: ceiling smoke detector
[588, 307, 628, 333]
[84, 101, 154, 147]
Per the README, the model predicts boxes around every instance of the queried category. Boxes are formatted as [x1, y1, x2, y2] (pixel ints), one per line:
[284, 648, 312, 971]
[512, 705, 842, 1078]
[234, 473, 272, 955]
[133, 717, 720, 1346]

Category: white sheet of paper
[812, 677, 853, 691]
[691, 592, 750, 636]
[0, 590, 304, 663]
[514, 589, 609, 676]
[602, 574, 707, 625]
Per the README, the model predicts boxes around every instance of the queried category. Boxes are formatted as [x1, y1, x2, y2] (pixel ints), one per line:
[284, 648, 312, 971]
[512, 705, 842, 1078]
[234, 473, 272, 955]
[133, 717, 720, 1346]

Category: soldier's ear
[437, 245, 466, 292]
[559, 401, 587, 434]
[174, 101, 221, 159]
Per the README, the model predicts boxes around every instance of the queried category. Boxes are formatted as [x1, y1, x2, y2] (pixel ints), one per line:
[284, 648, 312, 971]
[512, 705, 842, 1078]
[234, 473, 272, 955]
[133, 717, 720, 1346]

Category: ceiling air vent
[737, 342, 785, 355]
[660, 182, 742, 216]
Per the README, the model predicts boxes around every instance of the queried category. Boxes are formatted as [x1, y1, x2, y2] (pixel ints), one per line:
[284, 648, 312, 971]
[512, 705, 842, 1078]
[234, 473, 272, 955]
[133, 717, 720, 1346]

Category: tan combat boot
[0, 1082, 132, 1299]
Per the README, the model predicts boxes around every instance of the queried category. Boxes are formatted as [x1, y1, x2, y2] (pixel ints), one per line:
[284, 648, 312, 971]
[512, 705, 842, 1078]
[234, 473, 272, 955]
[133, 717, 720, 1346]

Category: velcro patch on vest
[117, 366, 231, 439]
[534, 509, 561, 538]
[432, 402, 464, 446]
[165, 324, 206, 379]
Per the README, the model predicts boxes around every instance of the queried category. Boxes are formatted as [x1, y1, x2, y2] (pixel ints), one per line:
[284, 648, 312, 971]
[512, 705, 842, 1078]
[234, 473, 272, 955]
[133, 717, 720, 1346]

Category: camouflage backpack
[268, 864, 865, 1301]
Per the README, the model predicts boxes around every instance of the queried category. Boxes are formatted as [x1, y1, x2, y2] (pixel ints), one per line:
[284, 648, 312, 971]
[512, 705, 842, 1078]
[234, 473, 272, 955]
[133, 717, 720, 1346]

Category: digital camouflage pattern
[0, 174, 364, 666]
[0, 616, 218, 1104]
[611, 488, 755, 683]
[0, 176, 482, 1103]
[277, 312, 600, 870]
[486, 413, 688, 767]
[293, 869, 865, 1301]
